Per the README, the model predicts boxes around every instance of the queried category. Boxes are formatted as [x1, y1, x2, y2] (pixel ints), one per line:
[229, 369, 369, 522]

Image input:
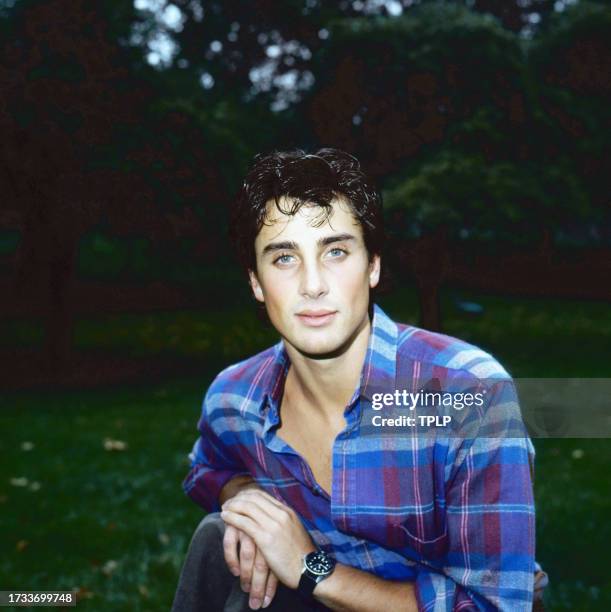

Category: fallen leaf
[103, 438, 128, 451]
[21, 441, 35, 451]
[158, 532, 170, 545]
[10, 477, 29, 487]
[73, 586, 94, 601]
[138, 584, 150, 598]
[16, 539, 29, 552]
[101, 560, 118, 576]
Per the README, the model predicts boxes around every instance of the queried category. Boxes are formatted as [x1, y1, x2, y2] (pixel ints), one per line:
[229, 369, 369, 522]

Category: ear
[368, 254, 381, 289]
[248, 269, 265, 303]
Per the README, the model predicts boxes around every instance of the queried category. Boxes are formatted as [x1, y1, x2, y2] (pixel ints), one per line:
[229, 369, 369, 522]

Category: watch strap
[297, 568, 319, 600]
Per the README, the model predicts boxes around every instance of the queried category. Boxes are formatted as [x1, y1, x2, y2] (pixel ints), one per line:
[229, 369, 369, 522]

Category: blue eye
[328, 248, 347, 258]
[274, 254, 295, 265]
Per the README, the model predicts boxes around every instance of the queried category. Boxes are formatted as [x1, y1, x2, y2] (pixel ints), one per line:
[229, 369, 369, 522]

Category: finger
[248, 547, 269, 609]
[222, 524, 241, 577]
[223, 495, 289, 527]
[238, 531, 256, 593]
[221, 510, 261, 545]
[262, 571, 278, 609]
[227, 488, 287, 511]
[223, 500, 288, 546]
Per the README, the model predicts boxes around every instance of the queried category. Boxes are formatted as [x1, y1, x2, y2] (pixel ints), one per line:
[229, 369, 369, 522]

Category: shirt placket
[261, 394, 328, 498]
[262, 390, 363, 510]
[330, 391, 362, 531]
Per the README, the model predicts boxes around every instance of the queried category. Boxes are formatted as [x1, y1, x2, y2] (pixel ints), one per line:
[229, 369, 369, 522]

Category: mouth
[295, 310, 337, 327]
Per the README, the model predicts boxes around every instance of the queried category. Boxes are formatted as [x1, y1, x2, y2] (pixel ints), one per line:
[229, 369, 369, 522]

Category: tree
[383, 148, 588, 328]
[527, 0, 611, 245]
[0, 0, 228, 371]
[293, 3, 533, 329]
[129, 0, 565, 115]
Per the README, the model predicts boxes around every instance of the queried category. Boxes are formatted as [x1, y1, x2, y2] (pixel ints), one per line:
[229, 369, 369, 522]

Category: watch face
[305, 551, 335, 576]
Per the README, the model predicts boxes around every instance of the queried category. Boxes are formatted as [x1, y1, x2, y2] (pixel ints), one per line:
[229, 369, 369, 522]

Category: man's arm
[411, 378, 537, 611]
[219, 476, 281, 610]
[221, 489, 419, 612]
[183, 392, 279, 609]
[312, 563, 418, 612]
[183, 389, 253, 513]
[219, 474, 260, 505]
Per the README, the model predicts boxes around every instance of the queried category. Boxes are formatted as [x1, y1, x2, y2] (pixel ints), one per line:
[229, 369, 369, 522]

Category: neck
[282, 314, 372, 423]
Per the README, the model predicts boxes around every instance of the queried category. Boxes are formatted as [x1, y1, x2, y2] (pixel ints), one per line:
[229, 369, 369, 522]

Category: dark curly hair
[229, 147, 385, 273]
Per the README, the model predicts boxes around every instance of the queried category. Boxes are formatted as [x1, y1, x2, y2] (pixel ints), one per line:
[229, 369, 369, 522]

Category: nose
[299, 258, 329, 300]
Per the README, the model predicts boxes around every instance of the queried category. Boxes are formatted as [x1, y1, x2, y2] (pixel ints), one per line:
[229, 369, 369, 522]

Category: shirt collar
[360, 303, 399, 401]
[259, 304, 399, 420]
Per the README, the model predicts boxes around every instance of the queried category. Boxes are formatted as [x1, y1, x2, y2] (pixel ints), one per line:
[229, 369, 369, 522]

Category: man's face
[249, 196, 380, 358]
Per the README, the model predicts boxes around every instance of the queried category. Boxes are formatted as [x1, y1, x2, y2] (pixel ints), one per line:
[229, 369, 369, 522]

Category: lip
[295, 310, 337, 327]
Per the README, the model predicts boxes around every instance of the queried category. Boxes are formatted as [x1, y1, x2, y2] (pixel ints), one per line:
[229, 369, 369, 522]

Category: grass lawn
[0, 379, 208, 611]
[1, 287, 610, 610]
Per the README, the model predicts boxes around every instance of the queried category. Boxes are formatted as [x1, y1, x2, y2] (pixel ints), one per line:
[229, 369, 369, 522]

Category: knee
[185, 512, 227, 564]
[191, 512, 225, 548]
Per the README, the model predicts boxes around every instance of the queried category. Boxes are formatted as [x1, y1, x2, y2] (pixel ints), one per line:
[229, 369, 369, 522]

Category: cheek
[260, 271, 296, 309]
[330, 261, 370, 298]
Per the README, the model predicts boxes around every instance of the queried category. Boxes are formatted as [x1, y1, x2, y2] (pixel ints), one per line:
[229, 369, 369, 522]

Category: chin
[296, 344, 344, 360]
[290, 332, 350, 359]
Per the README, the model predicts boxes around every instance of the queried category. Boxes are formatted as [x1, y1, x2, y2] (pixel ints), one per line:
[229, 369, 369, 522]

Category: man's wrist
[218, 474, 258, 505]
[310, 561, 342, 599]
[311, 563, 418, 612]
[297, 549, 336, 597]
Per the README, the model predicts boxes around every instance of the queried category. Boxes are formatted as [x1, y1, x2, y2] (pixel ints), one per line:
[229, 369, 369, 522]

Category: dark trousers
[171, 513, 331, 612]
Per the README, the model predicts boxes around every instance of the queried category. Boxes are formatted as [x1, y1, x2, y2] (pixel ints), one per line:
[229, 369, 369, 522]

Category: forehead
[255, 196, 363, 244]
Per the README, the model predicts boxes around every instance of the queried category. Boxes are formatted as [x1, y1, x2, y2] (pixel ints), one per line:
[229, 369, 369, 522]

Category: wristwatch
[297, 549, 336, 600]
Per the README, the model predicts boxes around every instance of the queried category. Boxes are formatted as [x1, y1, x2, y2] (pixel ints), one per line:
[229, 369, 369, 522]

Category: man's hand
[220, 489, 316, 589]
[223, 523, 278, 610]
[221, 489, 419, 612]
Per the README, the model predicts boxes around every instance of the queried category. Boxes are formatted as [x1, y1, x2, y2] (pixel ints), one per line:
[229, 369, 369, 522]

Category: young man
[172, 149, 547, 611]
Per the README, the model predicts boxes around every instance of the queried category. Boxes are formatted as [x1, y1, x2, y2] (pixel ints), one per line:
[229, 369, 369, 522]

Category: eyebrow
[261, 232, 357, 256]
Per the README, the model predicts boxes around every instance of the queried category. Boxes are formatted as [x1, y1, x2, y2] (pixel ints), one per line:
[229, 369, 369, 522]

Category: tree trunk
[15, 207, 79, 376]
[44, 233, 77, 374]
[417, 279, 443, 332]
[410, 225, 451, 332]
[538, 226, 554, 266]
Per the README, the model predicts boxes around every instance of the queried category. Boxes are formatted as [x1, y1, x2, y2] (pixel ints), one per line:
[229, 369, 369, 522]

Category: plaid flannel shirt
[183, 304, 541, 610]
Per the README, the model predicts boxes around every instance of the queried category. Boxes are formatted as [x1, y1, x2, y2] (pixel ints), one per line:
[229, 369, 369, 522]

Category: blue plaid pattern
[183, 304, 541, 610]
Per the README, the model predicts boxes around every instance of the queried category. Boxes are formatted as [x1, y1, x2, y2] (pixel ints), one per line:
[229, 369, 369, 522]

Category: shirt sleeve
[182, 387, 252, 513]
[414, 378, 536, 611]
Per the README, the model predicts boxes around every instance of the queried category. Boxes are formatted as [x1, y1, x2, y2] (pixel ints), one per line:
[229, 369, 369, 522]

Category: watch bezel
[304, 550, 336, 577]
